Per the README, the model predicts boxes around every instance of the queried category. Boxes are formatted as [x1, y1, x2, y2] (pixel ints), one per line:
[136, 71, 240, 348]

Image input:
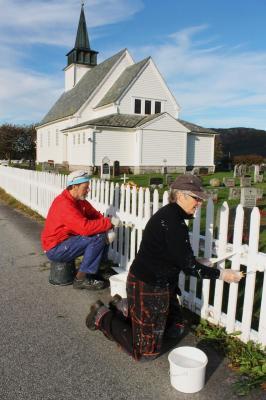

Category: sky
[1, 0, 266, 129]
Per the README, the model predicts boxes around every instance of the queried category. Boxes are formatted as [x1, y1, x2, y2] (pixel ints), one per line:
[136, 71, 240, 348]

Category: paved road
[0, 202, 263, 400]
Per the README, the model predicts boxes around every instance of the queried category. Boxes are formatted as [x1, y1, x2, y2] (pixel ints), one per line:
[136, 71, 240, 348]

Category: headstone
[210, 178, 220, 187]
[149, 177, 164, 188]
[166, 175, 174, 186]
[223, 177, 235, 187]
[101, 156, 110, 180]
[113, 160, 120, 177]
[42, 161, 54, 172]
[238, 164, 247, 177]
[233, 165, 238, 178]
[198, 167, 209, 175]
[241, 188, 257, 208]
[256, 188, 264, 200]
[256, 174, 264, 183]
[207, 189, 218, 202]
[240, 176, 251, 187]
[228, 187, 241, 200]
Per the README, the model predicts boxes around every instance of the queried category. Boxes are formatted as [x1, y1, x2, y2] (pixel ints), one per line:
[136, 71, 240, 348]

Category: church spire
[75, 3, 90, 49]
[66, 3, 98, 68]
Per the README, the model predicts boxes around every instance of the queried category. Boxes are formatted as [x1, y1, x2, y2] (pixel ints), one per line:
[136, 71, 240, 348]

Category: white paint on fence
[0, 166, 265, 347]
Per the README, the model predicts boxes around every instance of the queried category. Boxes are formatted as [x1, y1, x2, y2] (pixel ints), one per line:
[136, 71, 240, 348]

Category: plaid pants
[98, 272, 182, 360]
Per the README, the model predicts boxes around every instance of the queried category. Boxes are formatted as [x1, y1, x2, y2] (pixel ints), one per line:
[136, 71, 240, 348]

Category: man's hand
[111, 216, 121, 228]
[219, 269, 243, 283]
[106, 230, 116, 244]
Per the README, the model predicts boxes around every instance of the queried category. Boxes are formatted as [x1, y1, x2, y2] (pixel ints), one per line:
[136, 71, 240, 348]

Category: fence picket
[226, 204, 244, 334]
[213, 202, 229, 324]
[201, 198, 214, 319]
[241, 208, 260, 342]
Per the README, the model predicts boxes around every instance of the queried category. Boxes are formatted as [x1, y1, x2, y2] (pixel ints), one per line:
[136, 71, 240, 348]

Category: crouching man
[85, 175, 243, 359]
[41, 170, 120, 290]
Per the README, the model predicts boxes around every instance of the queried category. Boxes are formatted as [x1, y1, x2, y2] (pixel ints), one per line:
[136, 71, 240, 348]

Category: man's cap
[170, 174, 208, 200]
[67, 170, 91, 187]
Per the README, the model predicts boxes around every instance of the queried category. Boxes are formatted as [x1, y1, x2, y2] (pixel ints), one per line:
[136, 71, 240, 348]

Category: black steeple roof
[65, 3, 98, 68]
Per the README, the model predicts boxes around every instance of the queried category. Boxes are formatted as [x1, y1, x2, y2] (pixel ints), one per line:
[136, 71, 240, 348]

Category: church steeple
[66, 3, 98, 68]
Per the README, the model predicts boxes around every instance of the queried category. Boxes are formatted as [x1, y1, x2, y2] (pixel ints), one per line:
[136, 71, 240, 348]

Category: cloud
[0, 0, 143, 47]
[131, 25, 266, 128]
[0, 0, 143, 124]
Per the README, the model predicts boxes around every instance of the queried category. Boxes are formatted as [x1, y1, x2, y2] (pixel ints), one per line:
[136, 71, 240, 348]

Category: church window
[40, 132, 43, 147]
[145, 100, 151, 115]
[83, 132, 86, 144]
[78, 133, 80, 145]
[134, 99, 141, 114]
[155, 101, 161, 114]
[56, 130, 59, 146]
[47, 131, 50, 147]
[73, 134, 75, 145]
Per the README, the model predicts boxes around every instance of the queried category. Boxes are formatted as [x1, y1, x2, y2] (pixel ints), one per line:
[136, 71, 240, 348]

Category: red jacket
[41, 189, 112, 251]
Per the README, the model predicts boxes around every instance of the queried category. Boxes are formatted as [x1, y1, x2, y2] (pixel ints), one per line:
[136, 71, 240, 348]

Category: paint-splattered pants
[98, 272, 183, 360]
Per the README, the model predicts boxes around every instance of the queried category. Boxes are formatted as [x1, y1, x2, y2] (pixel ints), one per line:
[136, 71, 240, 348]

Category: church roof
[40, 49, 127, 126]
[96, 57, 150, 108]
[62, 113, 165, 131]
[178, 119, 217, 135]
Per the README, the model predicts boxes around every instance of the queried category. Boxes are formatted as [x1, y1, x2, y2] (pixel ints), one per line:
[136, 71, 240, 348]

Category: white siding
[79, 52, 134, 121]
[94, 130, 136, 166]
[141, 130, 186, 166]
[119, 62, 178, 117]
[36, 117, 79, 163]
[68, 128, 92, 165]
[142, 114, 189, 132]
[187, 134, 215, 166]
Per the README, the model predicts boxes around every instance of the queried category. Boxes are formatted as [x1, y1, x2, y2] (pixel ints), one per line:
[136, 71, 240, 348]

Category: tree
[0, 123, 36, 161]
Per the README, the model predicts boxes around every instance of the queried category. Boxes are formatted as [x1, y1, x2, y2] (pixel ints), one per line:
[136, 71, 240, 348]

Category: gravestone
[256, 188, 264, 200]
[256, 174, 264, 183]
[101, 156, 110, 180]
[241, 188, 257, 208]
[166, 175, 174, 186]
[223, 177, 235, 187]
[210, 178, 220, 187]
[113, 160, 120, 177]
[42, 161, 54, 172]
[228, 187, 241, 200]
[207, 189, 218, 202]
[198, 167, 209, 175]
[149, 177, 163, 189]
[238, 164, 247, 177]
[240, 176, 251, 187]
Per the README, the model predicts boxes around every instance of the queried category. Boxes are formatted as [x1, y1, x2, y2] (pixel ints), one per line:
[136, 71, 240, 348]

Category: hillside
[213, 127, 266, 157]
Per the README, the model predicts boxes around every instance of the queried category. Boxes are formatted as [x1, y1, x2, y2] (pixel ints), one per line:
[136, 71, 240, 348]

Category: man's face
[72, 182, 90, 200]
[177, 192, 203, 215]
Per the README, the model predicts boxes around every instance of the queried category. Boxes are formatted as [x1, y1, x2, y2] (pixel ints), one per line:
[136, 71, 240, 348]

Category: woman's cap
[170, 174, 208, 200]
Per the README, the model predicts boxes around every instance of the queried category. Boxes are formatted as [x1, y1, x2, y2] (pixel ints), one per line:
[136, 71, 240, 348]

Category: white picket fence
[0, 166, 265, 347]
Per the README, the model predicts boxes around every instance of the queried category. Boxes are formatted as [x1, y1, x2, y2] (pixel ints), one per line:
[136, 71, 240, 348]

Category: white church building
[36, 5, 216, 174]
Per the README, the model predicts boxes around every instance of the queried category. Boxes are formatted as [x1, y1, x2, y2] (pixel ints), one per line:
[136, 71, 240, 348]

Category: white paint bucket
[168, 346, 208, 393]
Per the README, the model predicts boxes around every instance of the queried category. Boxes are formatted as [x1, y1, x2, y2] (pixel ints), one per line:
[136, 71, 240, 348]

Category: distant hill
[213, 127, 266, 157]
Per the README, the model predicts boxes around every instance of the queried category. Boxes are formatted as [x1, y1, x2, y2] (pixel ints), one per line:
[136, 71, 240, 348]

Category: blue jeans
[46, 234, 107, 275]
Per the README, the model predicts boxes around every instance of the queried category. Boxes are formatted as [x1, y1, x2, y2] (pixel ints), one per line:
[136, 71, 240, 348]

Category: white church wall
[64, 64, 91, 92]
[79, 51, 134, 121]
[94, 130, 136, 166]
[67, 129, 92, 166]
[36, 118, 78, 164]
[141, 130, 187, 166]
[187, 134, 215, 166]
[119, 62, 178, 118]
